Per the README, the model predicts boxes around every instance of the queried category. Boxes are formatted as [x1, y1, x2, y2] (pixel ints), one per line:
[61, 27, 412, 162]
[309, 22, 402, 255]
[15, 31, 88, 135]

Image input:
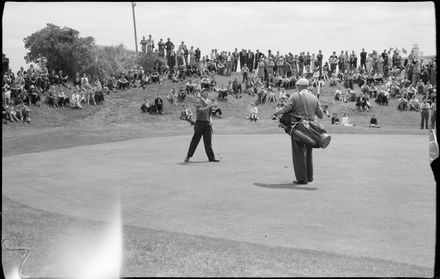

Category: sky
[2, 1, 437, 72]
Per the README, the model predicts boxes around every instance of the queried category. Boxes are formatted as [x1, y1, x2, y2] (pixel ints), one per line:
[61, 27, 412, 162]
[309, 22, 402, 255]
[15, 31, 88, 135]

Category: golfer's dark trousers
[187, 120, 215, 160]
[291, 137, 313, 182]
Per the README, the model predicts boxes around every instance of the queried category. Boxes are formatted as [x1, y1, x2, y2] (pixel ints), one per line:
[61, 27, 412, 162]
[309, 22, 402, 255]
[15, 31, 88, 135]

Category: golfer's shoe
[209, 159, 220, 162]
[184, 156, 190, 162]
[293, 180, 308, 185]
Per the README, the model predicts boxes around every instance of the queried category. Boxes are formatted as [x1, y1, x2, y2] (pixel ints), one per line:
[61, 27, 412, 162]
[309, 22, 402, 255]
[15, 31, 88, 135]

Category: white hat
[296, 78, 309, 86]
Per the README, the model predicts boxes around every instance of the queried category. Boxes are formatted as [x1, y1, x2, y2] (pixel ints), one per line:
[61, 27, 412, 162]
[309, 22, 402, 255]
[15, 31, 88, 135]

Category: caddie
[272, 78, 324, 185]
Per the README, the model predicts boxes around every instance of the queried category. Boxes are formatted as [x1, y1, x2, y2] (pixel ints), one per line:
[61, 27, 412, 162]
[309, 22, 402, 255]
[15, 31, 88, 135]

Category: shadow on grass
[254, 182, 317, 191]
[177, 161, 216, 165]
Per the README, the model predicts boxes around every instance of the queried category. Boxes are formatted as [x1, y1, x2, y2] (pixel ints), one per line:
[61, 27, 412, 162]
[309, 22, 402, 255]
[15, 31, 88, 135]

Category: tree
[23, 23, 95, 77]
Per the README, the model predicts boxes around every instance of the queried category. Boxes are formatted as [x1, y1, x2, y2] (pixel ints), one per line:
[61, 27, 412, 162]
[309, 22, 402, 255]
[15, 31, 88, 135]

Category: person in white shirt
[248, 103, 259, 121]
[341, 113, 355, 126]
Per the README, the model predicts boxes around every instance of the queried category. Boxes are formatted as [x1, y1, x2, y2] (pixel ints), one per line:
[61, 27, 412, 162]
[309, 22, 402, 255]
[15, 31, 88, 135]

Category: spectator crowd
[2, 35, 437, 129]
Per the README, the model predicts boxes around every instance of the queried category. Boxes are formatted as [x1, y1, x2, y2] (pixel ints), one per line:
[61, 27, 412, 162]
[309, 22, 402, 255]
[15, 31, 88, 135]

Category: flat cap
[296, 78, 309, 86]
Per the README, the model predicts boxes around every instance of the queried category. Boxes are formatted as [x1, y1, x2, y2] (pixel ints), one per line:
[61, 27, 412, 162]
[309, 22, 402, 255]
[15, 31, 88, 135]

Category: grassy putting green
[2, 133, 435, 276]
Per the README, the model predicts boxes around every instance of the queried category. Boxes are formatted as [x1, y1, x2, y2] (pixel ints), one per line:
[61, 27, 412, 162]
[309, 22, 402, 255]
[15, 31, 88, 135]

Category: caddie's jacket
[274, 89, 324, 121]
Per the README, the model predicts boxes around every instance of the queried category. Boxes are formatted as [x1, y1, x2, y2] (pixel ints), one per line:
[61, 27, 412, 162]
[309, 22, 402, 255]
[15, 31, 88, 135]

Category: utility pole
[132, 2, 138, 56]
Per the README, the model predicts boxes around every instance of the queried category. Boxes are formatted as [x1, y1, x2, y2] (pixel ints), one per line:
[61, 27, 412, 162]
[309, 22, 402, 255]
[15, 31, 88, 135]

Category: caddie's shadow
[254, 183, 317, 191]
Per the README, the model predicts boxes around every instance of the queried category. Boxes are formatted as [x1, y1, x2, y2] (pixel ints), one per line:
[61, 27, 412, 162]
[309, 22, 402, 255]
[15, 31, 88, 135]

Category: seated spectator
[408, 97, 420, 111]
[154, 94, 164, 114]
[59, 70, 69, 88]
[247, 103, 259, 121]
[347, 89, 357, 102]
[117, 75, 129, 90]
[397, 96, 408, 111]
[232, 78, 242, 98]
[355, 94, 363, 112]
[361, 93, 372, 112]
[201, 76, 211, 90]
[73, 72, 81, 88]
[49, 70, 60, 85]
[106, 76, 117, 92]
[178, 87, 187, 102]
[4, 104, 20, 123]
[369, 84, 378, 98]
[57, 89, 70, 107]
[341, 113, 355, 126]
[47, 85, 59, 108]
[140, 73, 151, 89]
[321, 103, 331, 117]
[329, 72, 338, 86]
[140, 97, 155, 113]
[375, 87, 389, 106]
[179, 105, 195, 125]
[85, 83, 96, 106]
[2, 104, 8, 124]
[151, 71, 161, 83]
[268, 89, 277, 103]
[209, 76, 217, 89]
[331, 113, 340, 124]
[255, 87, 267, 105]
[94, 80, 104, 104]
[211, 105, 222, 119]
[186, 79, 195, 95]
[369, 114, 380, 128]
[28, 85, 42, 107]
[3, 85, 11, 105]
[334, 87, 342, 101]
[16, 102, 31, 123]
[69, 90, 83, 109]
[167, 89, 178, 106]
[217, 85, 228, 101]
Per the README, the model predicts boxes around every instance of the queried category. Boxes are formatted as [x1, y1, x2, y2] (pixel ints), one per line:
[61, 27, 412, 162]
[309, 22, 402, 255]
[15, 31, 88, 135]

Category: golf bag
[278, 112, 331, 149]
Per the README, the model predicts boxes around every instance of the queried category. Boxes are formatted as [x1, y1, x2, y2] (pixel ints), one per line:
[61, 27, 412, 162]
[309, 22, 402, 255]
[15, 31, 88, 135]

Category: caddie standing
[272, 78, 324, 185]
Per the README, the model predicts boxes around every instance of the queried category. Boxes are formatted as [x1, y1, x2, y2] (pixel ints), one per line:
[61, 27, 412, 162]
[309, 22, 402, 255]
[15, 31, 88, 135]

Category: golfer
[184, 89, 220, 163]
[272, 78, 323, 185]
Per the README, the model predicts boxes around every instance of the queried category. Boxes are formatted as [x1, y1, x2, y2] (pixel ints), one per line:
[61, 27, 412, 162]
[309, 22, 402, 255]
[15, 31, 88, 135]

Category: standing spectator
[329, 52, 338, 74]
[247, 50, 254, 72]
[241, 64, 249, 84]
[420, 98, 430, 129]
[232, 48, 239, 72]
[165, 38, 174, 60]
[139, 36, 148, 53]
[157, 38, 165, 57]
[226, 52, 233, 76]
[316, 50, 323, 77]
[239, 49, 247, 70]
[430, 98, 436, 129]
[360, 48, 367, 71]
[195, 47, 201, 63]
[168, 46, 176, 69]
[146, 34, 154, 54]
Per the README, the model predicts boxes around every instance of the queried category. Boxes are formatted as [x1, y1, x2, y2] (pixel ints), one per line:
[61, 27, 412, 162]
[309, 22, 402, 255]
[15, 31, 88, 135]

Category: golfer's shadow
[254, 182, 317, 191]
[177, 161, 212, 165]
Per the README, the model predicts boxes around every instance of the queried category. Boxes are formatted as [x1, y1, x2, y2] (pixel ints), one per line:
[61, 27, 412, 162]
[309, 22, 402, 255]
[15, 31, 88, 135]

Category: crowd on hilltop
[2, 34, 437, 129]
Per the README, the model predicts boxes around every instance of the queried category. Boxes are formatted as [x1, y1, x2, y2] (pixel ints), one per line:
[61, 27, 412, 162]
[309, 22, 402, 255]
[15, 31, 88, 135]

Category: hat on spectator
[296, 78, 309, 86]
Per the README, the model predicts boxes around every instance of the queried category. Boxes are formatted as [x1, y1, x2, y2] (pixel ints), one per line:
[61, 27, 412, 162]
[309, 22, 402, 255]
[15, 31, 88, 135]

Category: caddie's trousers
[291, 136, 314, 182]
